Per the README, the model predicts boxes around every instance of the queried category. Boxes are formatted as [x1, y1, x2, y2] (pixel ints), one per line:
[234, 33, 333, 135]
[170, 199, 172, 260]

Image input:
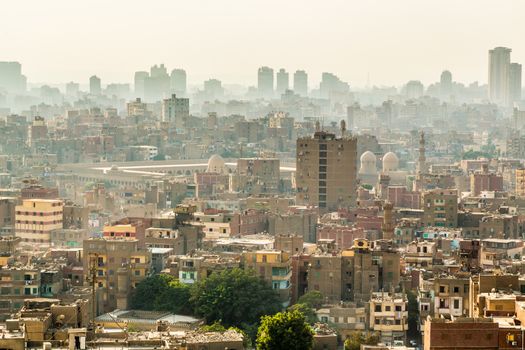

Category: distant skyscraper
[203, 79, 224, 100]
[405, 80, 424, 99]
[257, 66, 274, 99]
[276, 68, 289, 96]
[320, 72, 349, 99]
[440, 70, 452, 100]
[0, 61, 27, 93]
[89, 75, 101, 95]
[134, 71, 149, 98]
[488, 47, 511, 105]
[510, 63, 522, 104]
[144, 64, 170, 102]
[65, 82, 79, 97]
[161, 94, 189, 128]
[293, 70, 308, 97]
[170, 69, 187, 96]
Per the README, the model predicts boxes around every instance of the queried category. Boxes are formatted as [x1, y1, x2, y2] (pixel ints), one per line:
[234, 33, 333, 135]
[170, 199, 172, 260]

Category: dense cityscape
[0, 2, 523, 349]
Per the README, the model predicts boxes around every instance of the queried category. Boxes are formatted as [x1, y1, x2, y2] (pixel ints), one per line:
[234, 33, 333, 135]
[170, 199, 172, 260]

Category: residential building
[369, 292, 408, 345]
[296, 125, 357, 212]
[83, 238, 151, 314]
[161, 94, 190, 128]
[243, 250, 292, 306]
[422, 189, 458, 228]
[15, 199, 63, 243]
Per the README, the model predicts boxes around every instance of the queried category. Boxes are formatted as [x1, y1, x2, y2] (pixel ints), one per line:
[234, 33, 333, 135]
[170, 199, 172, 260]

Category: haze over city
[0, 1, 524, 350]
[1, 0, 523, 86]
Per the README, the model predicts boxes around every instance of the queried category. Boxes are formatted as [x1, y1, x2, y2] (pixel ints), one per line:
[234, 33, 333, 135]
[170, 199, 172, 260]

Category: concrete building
[232, 157, 280, 194]
[422, 189, 458, 228]
[83, 238, 151, 314]
[293, 70, 308, 96]
[170, 68, 187, 96]
[488, 47, 511, 105]
[161, 94, 190, 128]
[15, 199, 63, 243]
[89, 75, 101, 95]
[257, 66, 274, 99]
[243, 250, 292, 306]
[509, 62, 522, 104]
[369, 292, 408, 345]
[296, 124, 357, 212]
[276, 68, 289, 96]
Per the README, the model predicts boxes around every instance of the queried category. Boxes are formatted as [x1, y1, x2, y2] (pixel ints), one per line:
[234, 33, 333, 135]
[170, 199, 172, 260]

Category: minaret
[416, 131, 428, 177]
[382, 201, 395, 240]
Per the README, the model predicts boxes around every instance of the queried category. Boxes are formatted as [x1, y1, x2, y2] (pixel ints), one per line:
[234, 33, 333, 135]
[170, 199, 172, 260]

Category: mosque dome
[382, 152, 399, 173]
[359, 151, 377, 175]
[207, 154, 226, 174]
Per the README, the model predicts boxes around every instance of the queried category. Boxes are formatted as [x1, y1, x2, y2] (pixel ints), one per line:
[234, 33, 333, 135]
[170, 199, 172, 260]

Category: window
[375, 319, 380, 325]
[395, 305, 402, 312]
[453, 299, 460, 309]
[375, 305, 381, 312]
[385, 306, 391, 311]
[439, 286, 445, 293]
[453, 286, 459, 293]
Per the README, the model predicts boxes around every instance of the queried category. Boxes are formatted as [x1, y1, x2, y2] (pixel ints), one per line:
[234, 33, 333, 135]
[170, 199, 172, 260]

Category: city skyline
[1, 0, 523, 87]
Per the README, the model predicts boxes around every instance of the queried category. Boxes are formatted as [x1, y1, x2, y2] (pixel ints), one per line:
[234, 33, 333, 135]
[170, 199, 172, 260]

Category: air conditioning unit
[512, 342, 518, 346]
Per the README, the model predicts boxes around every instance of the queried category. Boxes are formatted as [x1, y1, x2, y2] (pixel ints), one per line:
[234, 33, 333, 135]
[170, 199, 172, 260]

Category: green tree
[256, 310, 314, 350]
[288, 303, 317, 324]
[190, 268, 281, 330]
[297, 291, 324, 309]
[130, 274, 191, 314]
[344, 331, 380, 350]
[407, 290, 420, 340]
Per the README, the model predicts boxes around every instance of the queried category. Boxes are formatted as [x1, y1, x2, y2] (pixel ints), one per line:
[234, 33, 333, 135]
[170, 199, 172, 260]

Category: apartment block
[15, 199, 63, 243]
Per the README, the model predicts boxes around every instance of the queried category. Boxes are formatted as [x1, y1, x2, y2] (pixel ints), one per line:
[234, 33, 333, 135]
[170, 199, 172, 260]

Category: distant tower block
[382, 202, 395, 240]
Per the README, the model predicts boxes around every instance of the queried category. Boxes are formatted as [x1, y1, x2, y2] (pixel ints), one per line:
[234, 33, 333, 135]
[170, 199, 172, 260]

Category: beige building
[422, 189, 458, 228]
[83, 238, 151, 314]
[516, 168, 525, 197]
[369, 292, 408, 345]
[243, 250, 292, 306]
[15, 199, 63, 243]
[296, 126, 357, 212]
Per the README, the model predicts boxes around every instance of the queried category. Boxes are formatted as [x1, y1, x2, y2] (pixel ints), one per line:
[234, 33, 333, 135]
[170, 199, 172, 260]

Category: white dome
[207, 154, 226, 174]
[359, 151, 377, 175]
[382, 152, 399, 172]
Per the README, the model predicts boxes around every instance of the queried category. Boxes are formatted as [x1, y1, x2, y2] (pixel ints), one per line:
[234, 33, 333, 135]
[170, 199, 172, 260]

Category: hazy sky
[1, 0, 522, 88]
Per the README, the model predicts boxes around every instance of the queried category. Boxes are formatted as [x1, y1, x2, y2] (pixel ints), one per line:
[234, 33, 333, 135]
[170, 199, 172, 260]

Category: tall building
[15, 199, 63, 243]
[422, 189, 458, 228]
[509, 63, 522, 104]
[405, 80, 424, 99]
[89, 75, 101, 95]
[83, 238, 151, 314]
[65, 82, 79, 97]
[170, 68, 187, 96]
[161, 94, 190, 128]
[144, 64, 170, 102]
[134, 71, 149, 98]
[293, 70, 308, 96]
[296, 121, 357, 212]
[203, 79, 224, 100]
[276, 68, 289, 96]
[320, 72, 349, 99]
[257, 66, 274, 99]
[488, 47, 511, 105]
[440, 70, 452, 100]
[0, 61, 27, 93]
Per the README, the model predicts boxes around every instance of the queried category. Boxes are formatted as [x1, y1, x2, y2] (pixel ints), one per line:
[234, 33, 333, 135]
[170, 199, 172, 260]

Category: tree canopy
[256, 310, 314, 350]
[190, 268, 281, 329]
[344, 331, 380, 350]
[297, 291, 324, 309]
[130, 274, 191, 314]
